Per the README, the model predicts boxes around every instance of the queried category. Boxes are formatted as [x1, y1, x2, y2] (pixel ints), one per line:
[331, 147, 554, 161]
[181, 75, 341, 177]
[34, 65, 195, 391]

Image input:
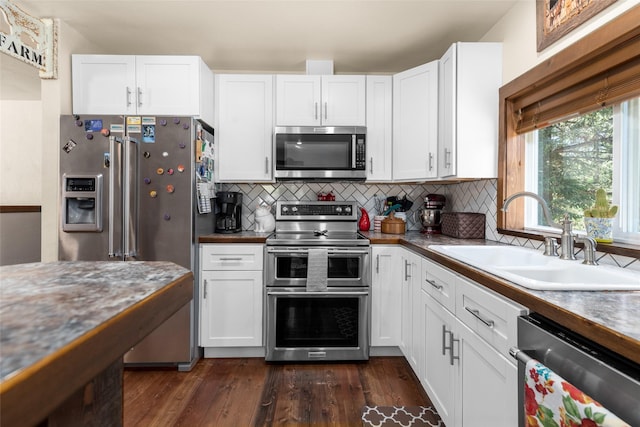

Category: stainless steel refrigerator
[59, 114, 215, 371]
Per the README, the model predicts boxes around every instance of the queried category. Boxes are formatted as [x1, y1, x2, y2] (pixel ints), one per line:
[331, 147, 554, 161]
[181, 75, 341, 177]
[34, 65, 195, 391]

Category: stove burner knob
[335, 206, 342, 213]
[291, 206, 298, 213]
[282, 206, 289, 213]
[344, 206, 352, 213]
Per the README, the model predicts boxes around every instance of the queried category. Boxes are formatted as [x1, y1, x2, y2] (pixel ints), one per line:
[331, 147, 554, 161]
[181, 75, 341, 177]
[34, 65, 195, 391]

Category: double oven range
[265, 201, 371, 362]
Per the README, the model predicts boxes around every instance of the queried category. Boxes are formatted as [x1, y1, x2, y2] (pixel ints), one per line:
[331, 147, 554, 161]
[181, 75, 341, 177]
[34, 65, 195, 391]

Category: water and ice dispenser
[62, 174, 103, 231]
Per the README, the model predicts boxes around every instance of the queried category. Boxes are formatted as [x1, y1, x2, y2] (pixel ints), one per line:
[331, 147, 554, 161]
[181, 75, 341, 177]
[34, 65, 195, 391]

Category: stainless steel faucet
[502, 191, 597, 263]
[502, 191, 562, 229]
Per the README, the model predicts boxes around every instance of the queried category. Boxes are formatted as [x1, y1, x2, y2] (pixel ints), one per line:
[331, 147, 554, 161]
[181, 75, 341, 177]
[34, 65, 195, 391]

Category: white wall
[0, 100, 42, 203]
[39, 21, 105, 261]
[482, 0, 640, 84]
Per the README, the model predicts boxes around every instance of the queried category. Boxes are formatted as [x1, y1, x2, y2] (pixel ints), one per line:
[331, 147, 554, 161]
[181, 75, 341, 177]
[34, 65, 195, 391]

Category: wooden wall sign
[0, 0, 57, 78]
[536, 0, 618, 52]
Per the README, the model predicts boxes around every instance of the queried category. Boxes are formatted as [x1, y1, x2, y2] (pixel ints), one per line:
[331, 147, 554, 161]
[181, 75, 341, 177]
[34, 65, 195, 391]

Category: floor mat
[361, 406, 445, 427]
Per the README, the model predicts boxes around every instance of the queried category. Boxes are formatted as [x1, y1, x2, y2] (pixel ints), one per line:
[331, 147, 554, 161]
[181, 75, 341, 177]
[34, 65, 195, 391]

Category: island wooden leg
[46, 359, 123, 426]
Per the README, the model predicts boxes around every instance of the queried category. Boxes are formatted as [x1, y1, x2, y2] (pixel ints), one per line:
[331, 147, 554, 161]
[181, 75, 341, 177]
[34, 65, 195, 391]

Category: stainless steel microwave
[274, 126, 366, 180]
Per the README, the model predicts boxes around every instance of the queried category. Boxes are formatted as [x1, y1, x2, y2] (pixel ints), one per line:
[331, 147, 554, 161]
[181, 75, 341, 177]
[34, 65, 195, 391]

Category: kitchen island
[0, 261, 193, 427]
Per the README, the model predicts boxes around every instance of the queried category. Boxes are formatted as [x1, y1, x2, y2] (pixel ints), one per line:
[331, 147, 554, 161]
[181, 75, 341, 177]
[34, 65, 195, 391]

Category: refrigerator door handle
[123, 136, 139, 259]
[108, 136, 120, 258]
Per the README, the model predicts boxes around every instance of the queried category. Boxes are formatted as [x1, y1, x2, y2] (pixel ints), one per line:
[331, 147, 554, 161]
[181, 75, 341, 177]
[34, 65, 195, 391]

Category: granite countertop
[198, 230, 640, 364]
[364, 231, 640, 364]
[0, 261, 193, 426]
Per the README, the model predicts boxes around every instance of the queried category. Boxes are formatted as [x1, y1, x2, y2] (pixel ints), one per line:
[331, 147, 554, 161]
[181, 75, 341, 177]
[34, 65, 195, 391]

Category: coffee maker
[215, 191, 243, 233]
[416, 194, 446, 234]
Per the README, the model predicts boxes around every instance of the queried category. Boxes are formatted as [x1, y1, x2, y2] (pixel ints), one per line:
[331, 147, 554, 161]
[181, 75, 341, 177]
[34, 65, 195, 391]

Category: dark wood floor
[124, 357, 433, 426]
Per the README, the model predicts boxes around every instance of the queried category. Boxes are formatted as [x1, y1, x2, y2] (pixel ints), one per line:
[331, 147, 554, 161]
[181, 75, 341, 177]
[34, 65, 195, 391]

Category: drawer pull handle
[219, 257, 243, 261]
[465, 306, 495, 328]
[426, 279, 442, 291]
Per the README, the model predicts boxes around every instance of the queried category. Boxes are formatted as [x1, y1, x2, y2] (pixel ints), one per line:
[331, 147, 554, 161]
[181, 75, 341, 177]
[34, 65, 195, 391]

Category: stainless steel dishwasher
[511, 313, 640, 427]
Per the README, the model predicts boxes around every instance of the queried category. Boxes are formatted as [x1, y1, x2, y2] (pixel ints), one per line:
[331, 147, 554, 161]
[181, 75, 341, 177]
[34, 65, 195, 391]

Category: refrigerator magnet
[84, 119, 102, 132]
[166, 184, 175, 193]
[110, 124, 124, 133]
[142, 125, 155, 143]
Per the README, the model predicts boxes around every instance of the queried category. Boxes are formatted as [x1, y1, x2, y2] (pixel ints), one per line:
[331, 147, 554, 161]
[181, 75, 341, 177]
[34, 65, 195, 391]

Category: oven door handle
[267, 291, 370, 296]
[267, 248, 370, 255]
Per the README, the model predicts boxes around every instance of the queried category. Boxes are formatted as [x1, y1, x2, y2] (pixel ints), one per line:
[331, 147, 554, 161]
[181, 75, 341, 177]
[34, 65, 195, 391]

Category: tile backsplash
[219, 179, 638, 271]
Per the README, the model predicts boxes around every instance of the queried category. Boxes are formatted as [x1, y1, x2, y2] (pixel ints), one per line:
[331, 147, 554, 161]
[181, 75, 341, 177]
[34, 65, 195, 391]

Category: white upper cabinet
[215, 74, 274, 183]
[366, 76, 393, 181]
[438, 42, 502, 178]
[72, 55, 137, 115]
[72, 55, 213, 124]
[276, 75, 366, 126]
[392, 61, 439, 181]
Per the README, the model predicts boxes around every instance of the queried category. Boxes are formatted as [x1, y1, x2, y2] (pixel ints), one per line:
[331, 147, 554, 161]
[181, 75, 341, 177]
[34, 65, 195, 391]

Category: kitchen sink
[430, 245, 640, 291]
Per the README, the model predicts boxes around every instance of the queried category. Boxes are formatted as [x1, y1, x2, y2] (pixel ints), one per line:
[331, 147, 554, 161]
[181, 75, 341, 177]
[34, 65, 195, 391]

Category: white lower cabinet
[371, 246, 401, 346]
[455, 318, 519, 427]
[418, 257, 525, 427]
[399, 248, 423, 374]
[421, 290, 457, 427]
[199, 244, 263, 348]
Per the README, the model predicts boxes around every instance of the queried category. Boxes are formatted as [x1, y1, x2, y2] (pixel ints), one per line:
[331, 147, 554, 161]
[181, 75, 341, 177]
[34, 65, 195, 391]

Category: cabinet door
[421, 291, 457, 427]
[456, 319, 519, 427]
[72, 55, 136, 115]
[275, 75, 321, 126]
[321, 75, 366, 126]
[439, 42, 502, 179]
[366, 76, 393, 181]
[400, 249, 421, 372]
[135, 56, 200, 116]
[438, 43, 456, 178]
[200, 270, 263, 347]
[371, 246, 401, 346]
[393, 61, 439, 181]
[217, 74, 274, 182]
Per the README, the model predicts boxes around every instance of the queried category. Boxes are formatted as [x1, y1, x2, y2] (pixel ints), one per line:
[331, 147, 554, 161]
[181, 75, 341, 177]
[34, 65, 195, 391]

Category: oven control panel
[276, 201, 357, 220]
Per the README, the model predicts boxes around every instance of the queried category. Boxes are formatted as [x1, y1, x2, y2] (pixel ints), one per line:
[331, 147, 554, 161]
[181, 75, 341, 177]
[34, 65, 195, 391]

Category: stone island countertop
[0, 261, 193, 427]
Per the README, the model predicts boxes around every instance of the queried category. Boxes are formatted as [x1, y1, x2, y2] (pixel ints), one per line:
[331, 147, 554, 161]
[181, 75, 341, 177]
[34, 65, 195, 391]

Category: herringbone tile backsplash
[219, 179, 638, 271]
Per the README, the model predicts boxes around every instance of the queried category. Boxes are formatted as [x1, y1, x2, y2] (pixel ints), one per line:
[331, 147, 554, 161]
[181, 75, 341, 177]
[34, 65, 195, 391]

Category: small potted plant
[583, 188, 618, 243]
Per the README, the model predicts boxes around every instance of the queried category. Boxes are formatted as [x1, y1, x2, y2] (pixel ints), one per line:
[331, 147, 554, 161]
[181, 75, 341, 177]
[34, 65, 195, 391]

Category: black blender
[214, 191, 243, 233]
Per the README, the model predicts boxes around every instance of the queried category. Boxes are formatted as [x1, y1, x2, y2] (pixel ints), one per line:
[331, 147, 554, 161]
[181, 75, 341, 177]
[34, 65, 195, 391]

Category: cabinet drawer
[455, 277, 527, 359]
[201, 244, 263, 271]
[421, 258, 456, 313]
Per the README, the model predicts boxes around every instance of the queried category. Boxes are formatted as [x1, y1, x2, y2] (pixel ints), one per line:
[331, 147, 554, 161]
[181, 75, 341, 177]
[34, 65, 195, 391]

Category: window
[498, 6, 640, 254]
[523, 98, 639, 244]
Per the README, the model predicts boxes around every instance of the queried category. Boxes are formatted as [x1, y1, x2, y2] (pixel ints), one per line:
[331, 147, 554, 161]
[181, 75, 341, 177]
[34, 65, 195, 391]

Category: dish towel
[524, 358, 631, 427]
[306, 248, 328, 291]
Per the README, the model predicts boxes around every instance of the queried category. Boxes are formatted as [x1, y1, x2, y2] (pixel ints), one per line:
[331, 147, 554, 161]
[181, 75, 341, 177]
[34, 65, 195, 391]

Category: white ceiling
[1, 0, 520, 100]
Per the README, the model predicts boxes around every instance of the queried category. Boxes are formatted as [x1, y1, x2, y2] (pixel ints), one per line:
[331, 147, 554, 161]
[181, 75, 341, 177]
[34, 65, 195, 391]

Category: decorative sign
[536, 0, 618, 52]
[0, 0, 57, 78]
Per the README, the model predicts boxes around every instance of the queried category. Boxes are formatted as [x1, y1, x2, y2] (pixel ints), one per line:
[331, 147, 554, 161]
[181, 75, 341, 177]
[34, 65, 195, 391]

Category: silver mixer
[415, 194, 446, 234]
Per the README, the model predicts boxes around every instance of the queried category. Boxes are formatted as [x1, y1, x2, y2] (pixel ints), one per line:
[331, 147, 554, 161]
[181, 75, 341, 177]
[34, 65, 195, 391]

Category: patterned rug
[361, 406, 445, 427]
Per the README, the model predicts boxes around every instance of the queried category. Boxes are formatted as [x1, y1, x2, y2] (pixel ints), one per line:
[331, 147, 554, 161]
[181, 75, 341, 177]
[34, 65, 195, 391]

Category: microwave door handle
[352, 135, 356, 168]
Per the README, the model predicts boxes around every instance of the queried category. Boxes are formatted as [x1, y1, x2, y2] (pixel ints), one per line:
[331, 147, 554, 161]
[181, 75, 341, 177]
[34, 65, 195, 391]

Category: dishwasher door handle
[509, 346, 533, 364]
